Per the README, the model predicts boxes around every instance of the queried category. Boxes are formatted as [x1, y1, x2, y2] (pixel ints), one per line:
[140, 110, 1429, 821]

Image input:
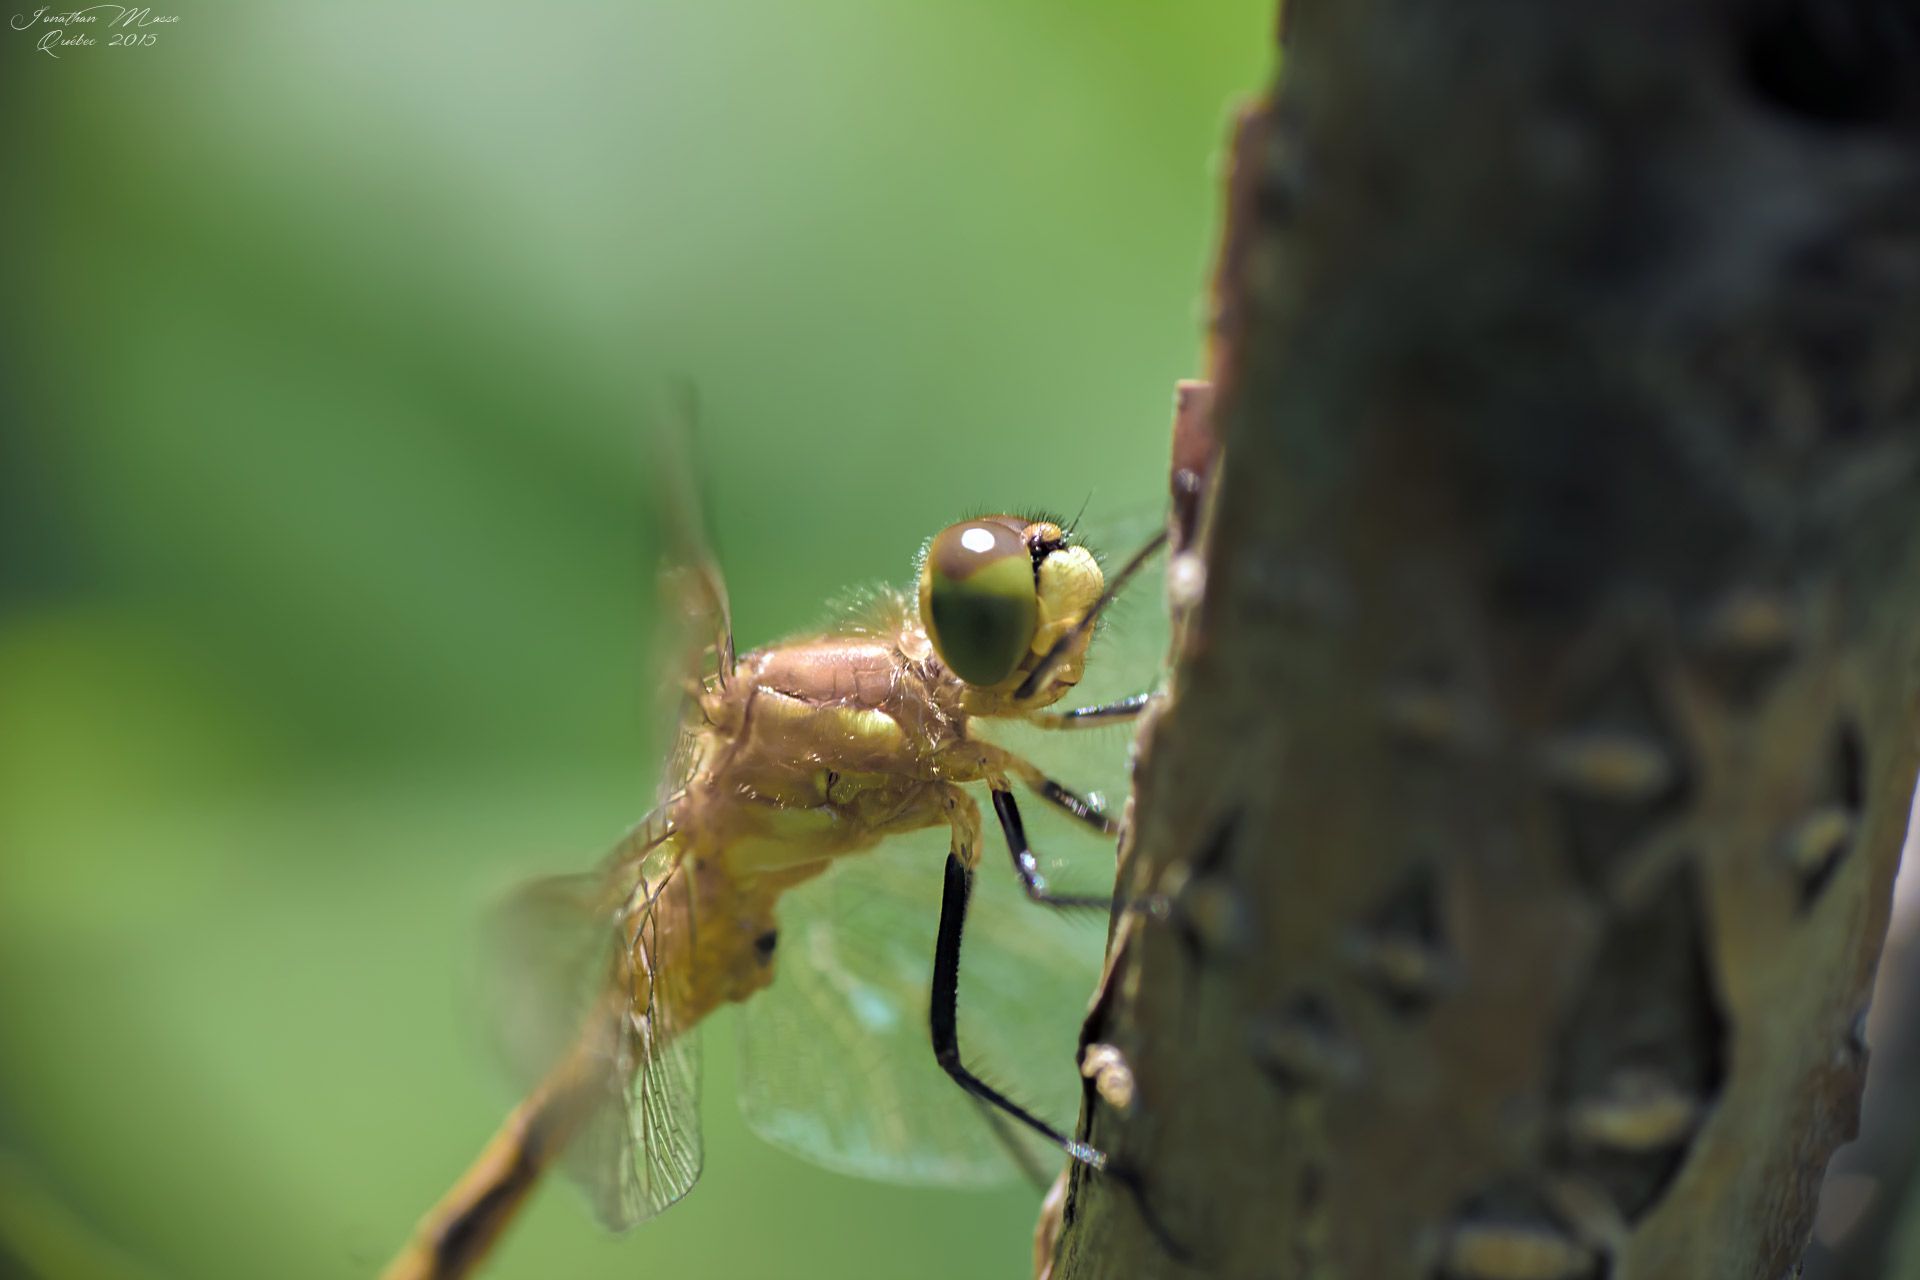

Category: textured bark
[1050, 2, 1920, 1278]
[1805, 821, 1920, 1279]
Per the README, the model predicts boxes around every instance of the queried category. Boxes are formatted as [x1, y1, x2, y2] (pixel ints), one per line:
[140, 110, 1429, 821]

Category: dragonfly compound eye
[919, 519, 1040, 686]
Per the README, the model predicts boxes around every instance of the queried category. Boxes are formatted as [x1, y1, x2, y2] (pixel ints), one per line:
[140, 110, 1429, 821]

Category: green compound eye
[920, 520, 1039, 686]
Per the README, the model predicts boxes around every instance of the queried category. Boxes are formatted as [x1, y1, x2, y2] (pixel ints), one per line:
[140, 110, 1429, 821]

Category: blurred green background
[0, 3, 1270, 1276]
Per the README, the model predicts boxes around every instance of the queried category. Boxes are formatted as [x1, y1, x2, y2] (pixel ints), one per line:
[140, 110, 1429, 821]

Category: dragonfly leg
[991, 786, 1113, 910]
[946, 785, 985, 868]
[1026, 691, 1153, 730]
[990, 752, 1121, 840]
[983, 746, 1119, 837]
[929, 848, 1107, 1172]
[1028, 775, 1117, 836]
[970, 1097, 1054, 1191]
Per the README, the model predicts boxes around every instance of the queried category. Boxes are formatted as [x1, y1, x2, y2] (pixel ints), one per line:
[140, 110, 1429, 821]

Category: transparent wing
[593, 839, 703, 1227]
[483, 870, 619, 1093]
[472, 393, 732, 1225]
[643, 385, 734, 807]
[738, 820, 1109, 1185]
[483, 823, 704, 1229]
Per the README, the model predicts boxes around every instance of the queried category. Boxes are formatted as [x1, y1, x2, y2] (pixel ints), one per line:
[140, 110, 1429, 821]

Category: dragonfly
[382, 498, 1169, 1280]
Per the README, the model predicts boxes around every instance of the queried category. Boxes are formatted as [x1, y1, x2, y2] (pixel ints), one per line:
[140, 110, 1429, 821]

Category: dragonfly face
[918, 516, 1104, 700]
[385, 506, 1168, 1280]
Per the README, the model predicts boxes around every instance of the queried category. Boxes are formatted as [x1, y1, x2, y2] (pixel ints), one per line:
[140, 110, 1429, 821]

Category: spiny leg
[983, 740, 1128, 840]
[969, 1096, 1054, 1191]
[1027, 691, 1153, 730]
[991, 786, 1113, 910]
[984, 759, 1166, 916]
[986, 746, 1120, 837]
[929, 793, 1107, 1172]
[1029, 777, 1115, 835]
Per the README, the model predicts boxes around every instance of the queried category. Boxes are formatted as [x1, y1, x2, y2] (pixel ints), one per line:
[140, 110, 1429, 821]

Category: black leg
[989, 746, 1121, 836]
[930, 852, 1107, 1171]
[992, 788, 1113, 909]
[968, 1097, 1052, 1191]
[1029, 776, 1118, 836]
[1035, 692, 1153, 728]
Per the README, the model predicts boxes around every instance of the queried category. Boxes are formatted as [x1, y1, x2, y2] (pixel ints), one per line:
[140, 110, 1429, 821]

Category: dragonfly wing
[555, 994, 703, 1232]
[483, 828, 704, 1229]
[602, 842, 704, 1227]
[482, 815, 674, 1084]
[737, 817, 1108, 1186]
[483, 871, 618, 1097]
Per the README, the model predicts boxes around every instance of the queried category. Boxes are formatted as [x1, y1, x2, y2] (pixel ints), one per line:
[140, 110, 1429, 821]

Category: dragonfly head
[916, 515, 1104, 704]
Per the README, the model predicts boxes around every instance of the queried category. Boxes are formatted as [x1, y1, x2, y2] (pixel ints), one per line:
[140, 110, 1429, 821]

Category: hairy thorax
[685, 625, 991, 877]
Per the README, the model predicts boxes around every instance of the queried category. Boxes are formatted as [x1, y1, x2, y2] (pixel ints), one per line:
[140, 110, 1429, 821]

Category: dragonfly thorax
[687, 623, 985, 878]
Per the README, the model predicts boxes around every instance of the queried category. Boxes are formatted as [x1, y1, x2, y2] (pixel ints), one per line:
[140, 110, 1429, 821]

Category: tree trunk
[1049, 2, 1920, 1277]
[1804, 819, 1920, 1278]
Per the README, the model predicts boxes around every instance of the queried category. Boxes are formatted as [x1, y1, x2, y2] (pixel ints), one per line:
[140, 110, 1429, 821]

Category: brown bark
[1805, 817, 1920, 1278]
[1050, 2, 1920, 1277]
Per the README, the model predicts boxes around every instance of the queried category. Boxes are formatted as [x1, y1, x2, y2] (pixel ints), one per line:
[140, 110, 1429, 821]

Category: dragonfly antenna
[1065, 492, 1093, 541]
